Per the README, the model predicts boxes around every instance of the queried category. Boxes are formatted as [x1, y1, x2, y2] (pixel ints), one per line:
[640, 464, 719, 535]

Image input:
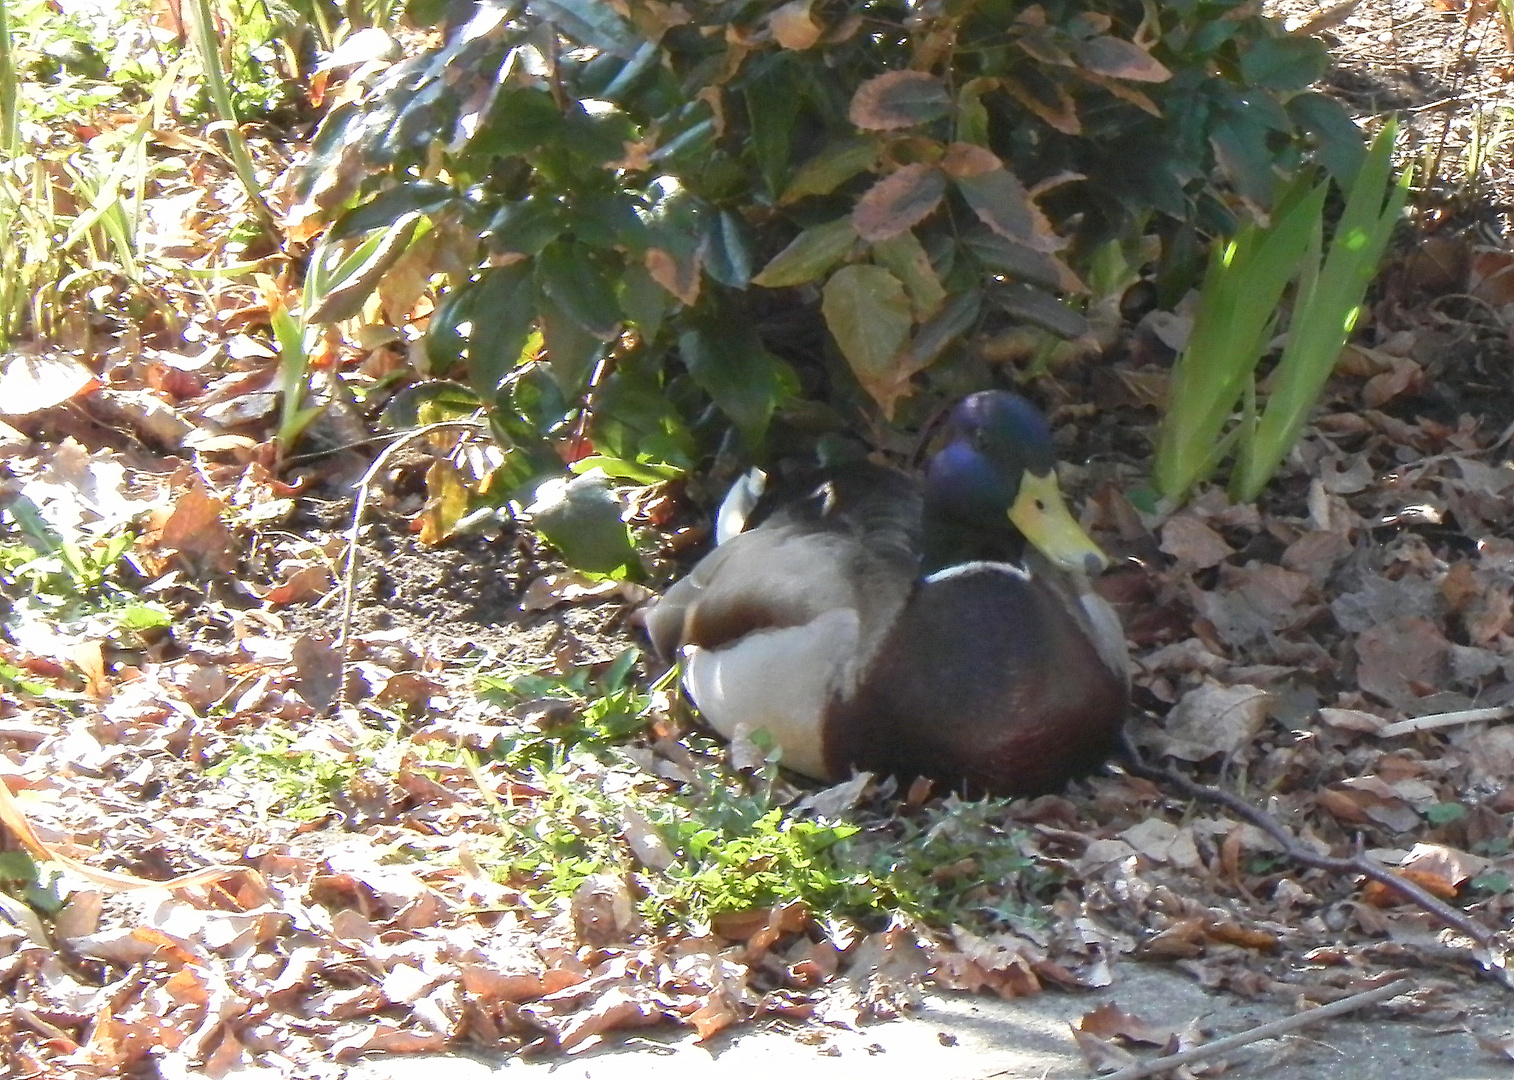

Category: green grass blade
[185, 0, 275, 229]
[1231, 122, 1408, 501]
[0, 0, 15, 160]
[1153, 180, 1327, 501]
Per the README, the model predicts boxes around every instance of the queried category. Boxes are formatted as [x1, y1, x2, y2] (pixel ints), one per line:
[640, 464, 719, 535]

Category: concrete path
[348, 964, 1514, 1080]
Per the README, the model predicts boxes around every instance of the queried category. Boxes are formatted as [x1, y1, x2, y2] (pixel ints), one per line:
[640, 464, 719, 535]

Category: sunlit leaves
[821, 265, 913, 416]
[779, 137, 880, 204]
[752, 218, 857, 288]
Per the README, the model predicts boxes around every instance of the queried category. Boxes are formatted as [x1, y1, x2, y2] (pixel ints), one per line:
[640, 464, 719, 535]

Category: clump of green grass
[475, 651, 1045, 929]
[0, 499, 170, 652]
[207, 649, 1046, 934]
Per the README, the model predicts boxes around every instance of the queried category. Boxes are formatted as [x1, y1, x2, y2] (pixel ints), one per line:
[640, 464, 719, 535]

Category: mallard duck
[646, 391, 1129, 796]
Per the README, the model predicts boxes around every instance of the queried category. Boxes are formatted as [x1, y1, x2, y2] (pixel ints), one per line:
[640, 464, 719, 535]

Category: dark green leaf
[572, 189, 651, 251]
[289, 102, 360, 204]
[537, 243, 622, 340]
[1210, 113, 1279, 207]
[703, 210, 755, 288]
[563, 101, 637, 166]
[330, 182, 457, 240]
[506, 363, 572, 437]
[1239, 33, 1327, 92]
[425, 285, 472, 372]
[679, 322, 793, 434]
[963, 230, 1068, 292]
[484, 197, 563, 257]
[1288, 93, 1367, 185]
[540, 295, 604, 395]
[527, 0, 643, 58]
[468, 263, 539, 398]
[780, 137, 880, 204]
[746, 67, 802, 196]
[472, 88, 563, 158]
[953, 167, 1045, 245]
[987, 282, 1088, 339]
[618, 263, 668, 342]
[904, 289, 981, 368]
[752, 218, 857, 288]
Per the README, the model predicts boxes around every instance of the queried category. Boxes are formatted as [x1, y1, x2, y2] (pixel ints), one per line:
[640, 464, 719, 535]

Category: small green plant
[207, 723, 466, 820]
[0, 496, 168, 638]
[0, 848, 65, 916]
[1154, 121, 1409, 505]
[473, 651, 1042, 927]
[0, 0, 180, 344]
[264, 213, 433, 453]
[1423, 801, 1469, 826]
[476, 647, 655, 769]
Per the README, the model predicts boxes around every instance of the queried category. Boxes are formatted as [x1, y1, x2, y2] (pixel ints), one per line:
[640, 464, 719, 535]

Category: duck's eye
[971, 429, 991, 452]
[1034, 498, 1046, 511]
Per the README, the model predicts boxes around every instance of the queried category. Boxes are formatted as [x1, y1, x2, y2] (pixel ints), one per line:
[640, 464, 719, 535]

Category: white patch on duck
[922, 560, 1029, 585]
[714, 468, 768, 545]
[681, 606, 861, 780]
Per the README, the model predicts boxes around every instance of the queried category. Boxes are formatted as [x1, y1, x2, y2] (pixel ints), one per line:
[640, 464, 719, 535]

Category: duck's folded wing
[646, 526, 899, 659]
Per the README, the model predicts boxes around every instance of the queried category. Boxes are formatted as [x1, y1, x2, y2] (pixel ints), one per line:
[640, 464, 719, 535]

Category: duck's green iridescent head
[926, 391, 1109, 574]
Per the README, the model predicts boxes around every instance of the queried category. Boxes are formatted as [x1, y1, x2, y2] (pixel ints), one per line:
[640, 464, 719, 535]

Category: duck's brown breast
[820, 562, 1128, 797]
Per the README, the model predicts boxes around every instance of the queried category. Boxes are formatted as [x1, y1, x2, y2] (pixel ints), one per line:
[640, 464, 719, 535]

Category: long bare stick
[1117, 731, 1509, 978]
[1084, 977, 1414, 1080]
[334, 420, 488, 699]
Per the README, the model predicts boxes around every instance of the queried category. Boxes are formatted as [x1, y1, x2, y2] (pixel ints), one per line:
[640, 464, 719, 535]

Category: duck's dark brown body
[822, 561, 1128, 795]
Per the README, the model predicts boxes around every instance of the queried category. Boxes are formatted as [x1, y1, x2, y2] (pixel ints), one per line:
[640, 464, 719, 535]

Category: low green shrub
[293, 0, 1366, 490]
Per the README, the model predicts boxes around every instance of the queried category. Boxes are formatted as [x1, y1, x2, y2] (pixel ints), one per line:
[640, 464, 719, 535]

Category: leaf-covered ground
[11, 1, 1514, 1078]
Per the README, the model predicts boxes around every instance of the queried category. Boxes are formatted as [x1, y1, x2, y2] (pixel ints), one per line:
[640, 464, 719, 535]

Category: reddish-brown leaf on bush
[1001, 75, 1081, 135]
[769, 0, 822, 49]
[851, 164, 947, 242]
[1074, 36, 1172, 81]
[849, 70, 952, 130]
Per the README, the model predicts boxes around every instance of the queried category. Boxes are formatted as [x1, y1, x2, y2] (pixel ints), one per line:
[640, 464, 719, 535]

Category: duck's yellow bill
[1008, 470, 1110, 575]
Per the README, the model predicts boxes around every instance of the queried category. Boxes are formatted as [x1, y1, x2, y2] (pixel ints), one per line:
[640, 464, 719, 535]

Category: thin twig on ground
[1117, 730, 1511, 986]
[334, 419, 489, 698]
[1378, 706, 1514, 737]
[1077, 976, 1415, 1080]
